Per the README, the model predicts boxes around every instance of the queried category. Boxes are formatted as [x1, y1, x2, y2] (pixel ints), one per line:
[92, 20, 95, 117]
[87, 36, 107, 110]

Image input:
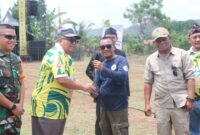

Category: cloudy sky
[0, 0, 200, 28]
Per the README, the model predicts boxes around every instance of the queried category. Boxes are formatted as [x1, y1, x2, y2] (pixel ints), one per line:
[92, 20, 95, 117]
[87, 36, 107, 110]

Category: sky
[0, 0, 200, 28]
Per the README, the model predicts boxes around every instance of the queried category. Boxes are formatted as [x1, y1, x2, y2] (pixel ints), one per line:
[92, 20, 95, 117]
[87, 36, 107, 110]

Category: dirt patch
[21, 56, 157, 135]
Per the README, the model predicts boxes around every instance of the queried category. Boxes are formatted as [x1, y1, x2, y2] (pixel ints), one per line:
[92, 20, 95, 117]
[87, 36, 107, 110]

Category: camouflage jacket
[0, 49, 22, 125]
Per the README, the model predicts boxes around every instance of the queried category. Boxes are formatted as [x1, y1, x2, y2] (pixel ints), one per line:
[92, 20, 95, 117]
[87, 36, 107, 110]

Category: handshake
[83, 83, 98, 98]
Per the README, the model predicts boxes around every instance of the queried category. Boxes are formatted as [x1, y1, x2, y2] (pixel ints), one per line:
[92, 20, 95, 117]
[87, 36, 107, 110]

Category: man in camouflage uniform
[0, 24, 25, 135]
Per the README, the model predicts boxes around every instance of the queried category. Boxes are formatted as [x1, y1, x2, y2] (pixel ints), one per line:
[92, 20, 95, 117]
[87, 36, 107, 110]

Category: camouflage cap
[57, 28, 81, 39]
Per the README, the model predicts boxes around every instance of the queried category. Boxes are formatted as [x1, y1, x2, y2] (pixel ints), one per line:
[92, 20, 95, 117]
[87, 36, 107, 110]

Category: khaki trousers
[156, 107, 189, 135]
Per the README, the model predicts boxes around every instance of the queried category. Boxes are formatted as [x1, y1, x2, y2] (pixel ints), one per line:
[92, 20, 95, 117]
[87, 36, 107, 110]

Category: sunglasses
[99, 44, 112, 50]
[0, 34, 17, 40]
[64, 37, 78, 43]
[171, 66, 178, 76]
[155, 37, 168, 43]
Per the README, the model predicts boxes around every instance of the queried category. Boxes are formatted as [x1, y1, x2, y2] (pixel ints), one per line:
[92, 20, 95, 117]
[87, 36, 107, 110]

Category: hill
[88, 19, 200, 37]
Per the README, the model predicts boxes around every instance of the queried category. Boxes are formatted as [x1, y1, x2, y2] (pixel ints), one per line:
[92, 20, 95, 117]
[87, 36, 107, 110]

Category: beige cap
[152, 27, 169, 42]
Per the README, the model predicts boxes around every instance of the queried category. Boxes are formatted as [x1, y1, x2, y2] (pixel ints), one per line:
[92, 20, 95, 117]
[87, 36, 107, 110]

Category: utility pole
[18, 0, 27, 56]
[0, 0, 2, 22]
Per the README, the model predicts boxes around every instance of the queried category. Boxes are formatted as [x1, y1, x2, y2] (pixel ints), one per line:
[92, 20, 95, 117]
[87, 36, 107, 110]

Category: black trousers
[32, 117, 66, 135]
[95, 99, 102, 135]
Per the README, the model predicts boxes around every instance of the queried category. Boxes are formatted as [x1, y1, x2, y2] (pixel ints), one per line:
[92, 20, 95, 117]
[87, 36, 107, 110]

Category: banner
[102, 25, 124, 50]
[18, 0, 27, 55]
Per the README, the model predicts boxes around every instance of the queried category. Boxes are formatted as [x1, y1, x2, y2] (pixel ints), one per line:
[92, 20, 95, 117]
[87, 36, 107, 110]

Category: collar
[105, 55, 117, 62]
[55, 43, 72, 58]
[170, 47, 176, 55]
[156, 46, 175, 57]
[55, 43, 64, 53]
[0, 49, 8, 58]
[188, 47, 200, 54]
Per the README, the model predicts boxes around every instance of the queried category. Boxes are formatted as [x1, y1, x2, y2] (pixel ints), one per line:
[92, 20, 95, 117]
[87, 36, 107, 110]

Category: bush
[170, 31, 190, 50]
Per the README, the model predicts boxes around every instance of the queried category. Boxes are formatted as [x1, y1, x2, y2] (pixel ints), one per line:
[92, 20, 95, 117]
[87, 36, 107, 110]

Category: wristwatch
[11, 103, 17, 111]
[186, 97, 195, 102]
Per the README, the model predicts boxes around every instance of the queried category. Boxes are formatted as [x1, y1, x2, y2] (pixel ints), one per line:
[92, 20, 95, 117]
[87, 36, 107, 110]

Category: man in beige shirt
[144, 27, 195, 135]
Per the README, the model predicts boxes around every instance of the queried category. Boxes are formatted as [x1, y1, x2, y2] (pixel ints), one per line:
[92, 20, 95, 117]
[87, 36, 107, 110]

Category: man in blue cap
[31, 28, 96, 135]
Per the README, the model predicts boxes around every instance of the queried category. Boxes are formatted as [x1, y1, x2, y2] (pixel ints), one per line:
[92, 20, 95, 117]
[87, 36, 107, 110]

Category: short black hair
[0, 23, 15, 30]
[104, 27, 117, 37]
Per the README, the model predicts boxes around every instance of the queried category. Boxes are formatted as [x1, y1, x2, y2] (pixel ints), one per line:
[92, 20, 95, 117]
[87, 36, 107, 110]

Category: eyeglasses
[0, 34, 17, 40]
[171, 66, 178, 76]
[64, 37, 78, 43]
[99, 44, 112, 50]
[155, 37, 168, 43]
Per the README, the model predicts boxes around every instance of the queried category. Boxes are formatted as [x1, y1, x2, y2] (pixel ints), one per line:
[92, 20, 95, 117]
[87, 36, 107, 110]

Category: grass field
[20, 55, 157, 135]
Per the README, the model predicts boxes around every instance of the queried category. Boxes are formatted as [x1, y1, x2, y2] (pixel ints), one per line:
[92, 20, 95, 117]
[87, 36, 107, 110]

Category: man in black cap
[85, 27, 129, 135]
[187, 24, 200, 135]
[31, 28, 96, 135]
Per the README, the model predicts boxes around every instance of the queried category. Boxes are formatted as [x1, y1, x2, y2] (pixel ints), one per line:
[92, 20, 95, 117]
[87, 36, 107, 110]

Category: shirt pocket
[172, 60, 184, 79]
[0, 68, 11, 77]
[151, 65, 162, 77]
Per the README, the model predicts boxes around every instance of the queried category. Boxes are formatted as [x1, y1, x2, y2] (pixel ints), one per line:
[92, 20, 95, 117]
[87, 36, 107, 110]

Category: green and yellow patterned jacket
[31, 43, 74, 120]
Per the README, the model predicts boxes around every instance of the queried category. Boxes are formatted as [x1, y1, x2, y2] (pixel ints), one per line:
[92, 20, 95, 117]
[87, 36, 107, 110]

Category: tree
[72, 21, 94, 42]
[35, 0, 47, 39]
[10, 3, 18, 19]
[10, 1, 74, 43]
[123, 0, 170, 42]
[123, 34, 143, 54]
[71, 21, 95, 58]
[102, 19, 111, 27]
[169, 20, 194, 34]
[10, 0, 48, 39]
